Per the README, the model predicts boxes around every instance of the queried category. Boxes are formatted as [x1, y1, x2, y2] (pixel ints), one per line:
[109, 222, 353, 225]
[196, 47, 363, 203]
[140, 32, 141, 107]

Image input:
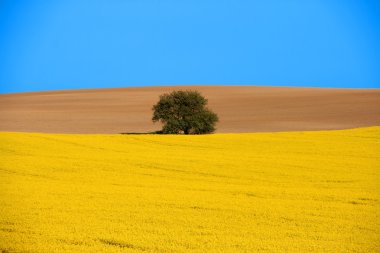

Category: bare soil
[1, 86, 379, 133]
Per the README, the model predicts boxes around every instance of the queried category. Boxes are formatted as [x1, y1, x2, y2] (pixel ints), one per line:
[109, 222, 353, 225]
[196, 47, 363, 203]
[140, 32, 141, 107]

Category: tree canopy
[152, 90, 218, 134]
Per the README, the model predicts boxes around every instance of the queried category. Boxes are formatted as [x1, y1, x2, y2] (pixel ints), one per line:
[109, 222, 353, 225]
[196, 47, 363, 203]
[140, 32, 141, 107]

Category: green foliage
[152, 90, 219, 134]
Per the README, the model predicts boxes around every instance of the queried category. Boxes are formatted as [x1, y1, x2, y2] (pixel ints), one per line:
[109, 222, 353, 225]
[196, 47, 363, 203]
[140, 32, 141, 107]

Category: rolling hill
[1, 86, 379, 134]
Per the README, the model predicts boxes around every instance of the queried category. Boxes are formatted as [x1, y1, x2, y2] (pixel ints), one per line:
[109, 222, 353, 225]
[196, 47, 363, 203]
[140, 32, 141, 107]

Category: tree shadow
[120, 131, 163, 135]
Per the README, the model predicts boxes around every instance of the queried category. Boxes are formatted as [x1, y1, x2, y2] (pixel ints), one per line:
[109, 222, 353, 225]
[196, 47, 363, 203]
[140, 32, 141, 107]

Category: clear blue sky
[0, 0, 379, 93]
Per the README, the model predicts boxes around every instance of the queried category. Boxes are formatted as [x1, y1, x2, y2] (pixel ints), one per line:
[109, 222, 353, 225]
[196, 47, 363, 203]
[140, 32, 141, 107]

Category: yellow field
[0, 127, 379, 252]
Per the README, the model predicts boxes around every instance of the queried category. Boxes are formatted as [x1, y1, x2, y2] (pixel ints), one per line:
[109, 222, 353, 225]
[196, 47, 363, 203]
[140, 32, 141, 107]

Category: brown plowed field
[1, 86, 379, 133]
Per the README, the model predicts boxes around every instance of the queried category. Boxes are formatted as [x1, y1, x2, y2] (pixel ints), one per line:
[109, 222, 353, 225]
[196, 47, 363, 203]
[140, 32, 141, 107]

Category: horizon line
[1, 83, 380, 95]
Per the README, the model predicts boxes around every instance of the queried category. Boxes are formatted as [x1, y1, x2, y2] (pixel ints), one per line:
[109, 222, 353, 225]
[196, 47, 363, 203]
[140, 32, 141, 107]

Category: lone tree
[152, 90, 218, 134]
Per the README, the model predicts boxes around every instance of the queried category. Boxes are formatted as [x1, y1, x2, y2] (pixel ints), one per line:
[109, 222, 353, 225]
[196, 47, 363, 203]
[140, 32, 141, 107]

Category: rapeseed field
[0, 127, 379, 252]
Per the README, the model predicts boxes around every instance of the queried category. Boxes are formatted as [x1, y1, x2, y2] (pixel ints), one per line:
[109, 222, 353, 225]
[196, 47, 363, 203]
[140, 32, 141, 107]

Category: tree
[152, 90, 219, 134]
